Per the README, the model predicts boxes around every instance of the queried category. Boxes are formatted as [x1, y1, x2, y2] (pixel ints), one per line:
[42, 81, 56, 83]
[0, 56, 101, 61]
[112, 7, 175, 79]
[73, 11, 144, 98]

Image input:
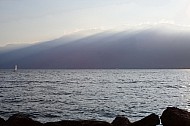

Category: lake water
[0, 69, 190, 124]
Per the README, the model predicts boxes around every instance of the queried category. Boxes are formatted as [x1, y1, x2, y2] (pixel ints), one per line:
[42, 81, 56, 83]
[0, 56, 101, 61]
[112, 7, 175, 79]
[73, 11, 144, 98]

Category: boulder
[111, 116, 131, 126]
[43, 120, 80, 126]
[0, 117, 5, 125]
[81, 120, 112, 126]
[132, 113, 160, 126]
[161, 107, 190, 126]
[5, 113, 42, 126]
[44, 120, 112, 126]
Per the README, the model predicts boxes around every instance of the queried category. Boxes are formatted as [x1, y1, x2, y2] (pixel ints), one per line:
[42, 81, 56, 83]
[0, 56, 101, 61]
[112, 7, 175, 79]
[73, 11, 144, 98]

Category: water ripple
[0, 69, 190, 123]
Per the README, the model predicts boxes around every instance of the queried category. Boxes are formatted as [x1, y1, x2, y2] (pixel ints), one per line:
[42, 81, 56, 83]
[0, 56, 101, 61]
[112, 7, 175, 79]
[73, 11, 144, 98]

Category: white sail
[14, 65, 17, 72]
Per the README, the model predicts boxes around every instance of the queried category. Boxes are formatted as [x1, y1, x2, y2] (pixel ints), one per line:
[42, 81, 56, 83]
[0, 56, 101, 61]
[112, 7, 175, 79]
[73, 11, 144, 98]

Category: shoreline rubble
[0, 107, 189, 126]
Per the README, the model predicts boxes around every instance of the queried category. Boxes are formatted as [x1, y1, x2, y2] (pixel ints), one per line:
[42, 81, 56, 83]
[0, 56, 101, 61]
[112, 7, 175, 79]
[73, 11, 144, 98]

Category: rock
[81, 120, 112, 126]
[132, 113, 160, 126]
[43, 120, 80, 126]
[0, 117, 5, 125]
[5, 113, 42, 126]
[44, 120, 112, 126]
[161, 107, 190, 126]
[111, 116, 131, 126]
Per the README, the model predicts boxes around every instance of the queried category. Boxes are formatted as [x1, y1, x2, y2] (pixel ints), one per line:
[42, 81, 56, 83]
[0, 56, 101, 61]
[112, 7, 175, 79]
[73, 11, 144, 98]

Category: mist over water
[0, 69, 190, 123]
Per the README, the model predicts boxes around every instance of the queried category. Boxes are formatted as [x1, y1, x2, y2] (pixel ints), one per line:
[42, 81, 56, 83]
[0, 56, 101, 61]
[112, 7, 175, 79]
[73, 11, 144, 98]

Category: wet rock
[43, 120, 80, 126]
[111, 116, 131, 126]
[132, 113, 160, 126]
[5, 113, 42, 126]
[161, 107, 190, 126]
[44, 120, 112, 126]
[0, 117, 5, 125]
[81, 120, 112, 126]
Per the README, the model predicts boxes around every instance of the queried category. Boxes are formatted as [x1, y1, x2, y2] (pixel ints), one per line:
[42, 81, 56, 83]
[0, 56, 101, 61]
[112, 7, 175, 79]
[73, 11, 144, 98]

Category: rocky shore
[0, 107, 189, 126]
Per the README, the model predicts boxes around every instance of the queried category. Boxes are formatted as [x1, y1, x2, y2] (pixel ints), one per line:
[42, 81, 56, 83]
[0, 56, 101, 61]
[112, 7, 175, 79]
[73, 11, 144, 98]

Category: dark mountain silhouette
[1, 25, 190, 69]
[0, 43, 31, 54]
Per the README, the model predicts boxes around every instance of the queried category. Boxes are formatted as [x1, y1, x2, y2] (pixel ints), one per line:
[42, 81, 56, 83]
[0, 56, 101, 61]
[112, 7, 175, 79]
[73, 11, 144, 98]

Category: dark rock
[5, 113, 42, 126]
[44, 120, 112, 126]
[111, 116, 131, 126]
[0, 117, 5, 125]
[43, 120, 80, 126]
[132, 113, 160, 126]
[81, 120, 112, 126]
[161, 107, 190, 126]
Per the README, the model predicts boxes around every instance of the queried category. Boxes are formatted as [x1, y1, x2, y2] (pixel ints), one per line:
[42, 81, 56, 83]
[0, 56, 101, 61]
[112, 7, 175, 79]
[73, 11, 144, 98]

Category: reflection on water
[0, 69, 190, 123]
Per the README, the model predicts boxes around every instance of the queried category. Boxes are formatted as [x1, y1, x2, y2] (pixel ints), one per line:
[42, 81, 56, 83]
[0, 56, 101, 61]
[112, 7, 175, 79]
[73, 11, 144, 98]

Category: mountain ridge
[1, 26, 190, 69]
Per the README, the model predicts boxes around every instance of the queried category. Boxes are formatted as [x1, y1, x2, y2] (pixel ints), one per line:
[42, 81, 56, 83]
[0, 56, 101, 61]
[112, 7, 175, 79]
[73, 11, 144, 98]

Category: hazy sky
[1, 0, 190, 46]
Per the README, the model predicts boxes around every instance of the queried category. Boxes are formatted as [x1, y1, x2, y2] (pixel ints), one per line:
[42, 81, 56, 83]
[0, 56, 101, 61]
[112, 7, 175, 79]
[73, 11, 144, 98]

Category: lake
[0, 69, 190, 124]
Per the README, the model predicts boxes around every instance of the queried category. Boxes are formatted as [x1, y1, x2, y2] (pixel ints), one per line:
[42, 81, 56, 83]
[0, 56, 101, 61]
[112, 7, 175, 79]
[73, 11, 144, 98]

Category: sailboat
[14, 65, 18, 72]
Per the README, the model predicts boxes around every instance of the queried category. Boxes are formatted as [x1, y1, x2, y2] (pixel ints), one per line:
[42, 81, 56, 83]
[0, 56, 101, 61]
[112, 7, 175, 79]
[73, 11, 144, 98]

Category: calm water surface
[0, 69, 190, 123]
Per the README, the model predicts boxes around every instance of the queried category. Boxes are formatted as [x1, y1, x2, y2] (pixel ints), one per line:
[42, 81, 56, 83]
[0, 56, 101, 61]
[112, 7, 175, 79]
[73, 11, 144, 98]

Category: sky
[1, 0, 190, 46]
